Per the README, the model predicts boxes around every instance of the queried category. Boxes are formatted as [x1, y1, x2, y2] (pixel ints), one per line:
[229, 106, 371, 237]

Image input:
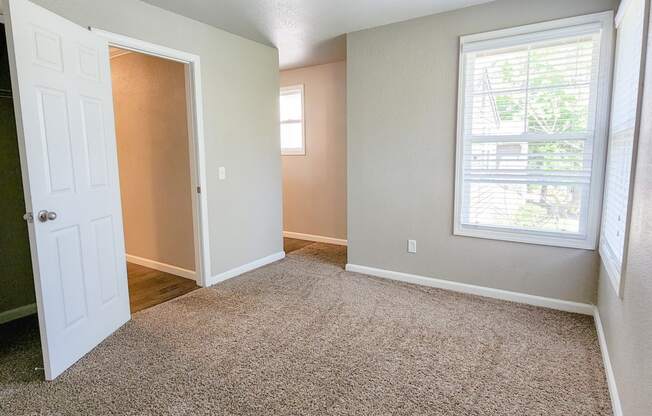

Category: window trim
[453, 11, 614, 250]
[280, 84, 306, 156]
[600, 0, 649, 297]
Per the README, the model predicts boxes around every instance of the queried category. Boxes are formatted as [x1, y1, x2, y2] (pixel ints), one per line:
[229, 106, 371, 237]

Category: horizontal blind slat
[600, 0, 645, 271]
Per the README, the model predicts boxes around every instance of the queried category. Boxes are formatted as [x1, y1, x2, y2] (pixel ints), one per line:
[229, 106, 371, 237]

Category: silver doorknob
[38, 210, 57, 222]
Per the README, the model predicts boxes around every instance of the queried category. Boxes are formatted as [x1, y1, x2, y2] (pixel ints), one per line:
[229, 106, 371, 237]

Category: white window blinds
[455, 15, 612, 248]
[600, 0, 646, 291]
[280, 85, 305, 155]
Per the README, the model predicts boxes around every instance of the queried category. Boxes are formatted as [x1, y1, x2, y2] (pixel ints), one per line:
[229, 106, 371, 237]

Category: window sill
[454, 224, 596, 250]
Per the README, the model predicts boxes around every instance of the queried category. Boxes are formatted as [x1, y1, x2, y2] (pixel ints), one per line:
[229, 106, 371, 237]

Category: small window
[600, 0, 647, 295]
[280, 85, 305, 155]
[454, 12, 613, 249]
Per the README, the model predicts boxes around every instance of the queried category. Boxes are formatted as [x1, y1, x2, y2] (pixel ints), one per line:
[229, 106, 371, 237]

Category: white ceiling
[141, 0, 494, 69]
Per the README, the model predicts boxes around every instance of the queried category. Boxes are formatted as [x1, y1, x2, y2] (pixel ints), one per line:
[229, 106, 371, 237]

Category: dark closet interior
[0, 25, 36, 324]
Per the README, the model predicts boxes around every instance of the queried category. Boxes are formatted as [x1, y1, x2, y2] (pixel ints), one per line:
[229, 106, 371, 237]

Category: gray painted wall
[27, 0, 283, 278]
[347, 0, 616, 303]
[597, 5, 652, 414]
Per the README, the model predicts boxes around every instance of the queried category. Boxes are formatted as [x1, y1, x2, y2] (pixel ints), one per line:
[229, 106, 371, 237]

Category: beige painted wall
[280, 61, 347, 240]
[111, 51, 195, 271]
[597, 5, 652, 414]
[347, 0, 617, 303]
[29, 0, 283, 278]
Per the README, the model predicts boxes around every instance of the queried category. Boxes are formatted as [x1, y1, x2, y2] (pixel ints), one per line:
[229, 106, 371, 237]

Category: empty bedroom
[0, 0, 650, 415]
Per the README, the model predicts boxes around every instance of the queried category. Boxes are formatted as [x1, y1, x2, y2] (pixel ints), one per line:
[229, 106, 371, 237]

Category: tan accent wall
[111, 51, 195, 271]
[280, 61, 347, 240]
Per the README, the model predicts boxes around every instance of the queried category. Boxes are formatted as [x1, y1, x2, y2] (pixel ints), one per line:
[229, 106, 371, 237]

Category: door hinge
[23, 212, 34, 223]
[196, 186, 201, 194]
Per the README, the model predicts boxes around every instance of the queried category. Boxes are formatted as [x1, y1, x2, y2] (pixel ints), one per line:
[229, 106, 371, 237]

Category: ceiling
[141, 0, 494, 69]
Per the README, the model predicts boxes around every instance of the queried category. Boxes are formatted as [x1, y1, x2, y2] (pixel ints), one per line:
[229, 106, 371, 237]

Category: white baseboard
[283, 231, 347, 246]
[0, 303, 37, 325]
[126, 254, 196, 281]
[593, 307, 623, 416]
[206, 251, 285, 287]
[345, 263, 594, 315]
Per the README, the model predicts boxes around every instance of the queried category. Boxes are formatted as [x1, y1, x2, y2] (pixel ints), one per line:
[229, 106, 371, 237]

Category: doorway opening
[108, 46, 198, 313]
[279, 62, 348, 252]
[92, 28, 212, 296]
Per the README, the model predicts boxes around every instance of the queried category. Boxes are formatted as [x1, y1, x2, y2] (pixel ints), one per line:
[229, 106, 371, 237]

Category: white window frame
[600, 0, 649, 297]
[453, 12, 614, 250]
[280, 84, 306, 156]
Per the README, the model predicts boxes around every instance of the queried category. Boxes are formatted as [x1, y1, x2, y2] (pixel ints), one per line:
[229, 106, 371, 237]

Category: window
[280, 85, 305, 155]
[454, 13, 613, 249]
[600, 0, 647, 295]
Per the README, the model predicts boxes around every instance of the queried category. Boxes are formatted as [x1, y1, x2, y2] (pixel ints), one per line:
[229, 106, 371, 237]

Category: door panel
[36, 87, 75, 193]
[91, 215, 120, 304]
[31, 27, 63, 71]
[51, 225, 87, 327]
[5, 0, 130, 380]
[76, 45, 101, 81]
[80, 97, 109, 187]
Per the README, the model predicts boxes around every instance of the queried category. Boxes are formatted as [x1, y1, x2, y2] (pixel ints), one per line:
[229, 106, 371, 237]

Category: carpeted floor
[0, 243, 611, 415]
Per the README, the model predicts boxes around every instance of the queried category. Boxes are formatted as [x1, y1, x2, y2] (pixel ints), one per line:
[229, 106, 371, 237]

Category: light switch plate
[218, 166, 226, 180]
[408, 240, 417, 253]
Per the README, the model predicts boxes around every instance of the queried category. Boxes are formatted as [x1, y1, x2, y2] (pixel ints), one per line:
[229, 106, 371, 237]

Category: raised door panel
[91, 216, 119, 305]
[80, 96, 109, 188]
[31, 26, 64, 72]
[35, 87, 75, 194]
[50, 225, 88, 328]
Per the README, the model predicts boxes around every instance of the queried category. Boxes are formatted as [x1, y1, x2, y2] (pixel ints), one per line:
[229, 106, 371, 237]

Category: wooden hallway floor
[283, 237, 316, 254]
[127, 263, 199, 314]
[127, 240, 313, 314]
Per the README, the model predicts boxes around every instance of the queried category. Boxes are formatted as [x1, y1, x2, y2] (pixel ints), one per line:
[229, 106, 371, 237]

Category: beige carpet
[0, 243, 611, 415]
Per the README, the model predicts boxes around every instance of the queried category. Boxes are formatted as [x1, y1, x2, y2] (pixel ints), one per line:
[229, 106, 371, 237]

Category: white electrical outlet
[218, 166, 226, 180]
[407, 240, 417, 253]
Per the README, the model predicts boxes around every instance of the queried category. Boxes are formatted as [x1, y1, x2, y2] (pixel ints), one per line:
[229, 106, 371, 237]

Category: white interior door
[4, 0, 130, 380]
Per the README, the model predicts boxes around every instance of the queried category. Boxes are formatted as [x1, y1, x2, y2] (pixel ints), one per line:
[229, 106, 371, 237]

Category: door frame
[91, 28, 211, 287]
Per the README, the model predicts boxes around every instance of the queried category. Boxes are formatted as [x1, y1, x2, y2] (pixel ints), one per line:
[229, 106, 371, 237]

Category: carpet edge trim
[207, 251, 286, 286]
[345, 263, 594, 315]
[593, 306, 623, 416]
